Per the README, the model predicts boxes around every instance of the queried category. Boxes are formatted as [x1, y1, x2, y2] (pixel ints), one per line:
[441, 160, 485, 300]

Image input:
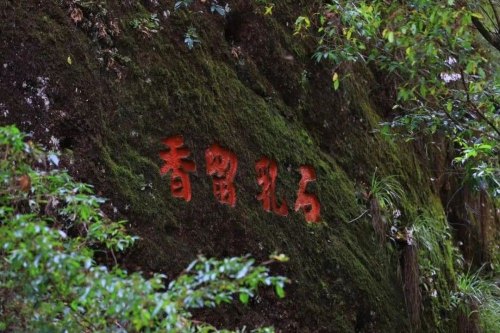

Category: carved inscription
[159, 136, 321, 223]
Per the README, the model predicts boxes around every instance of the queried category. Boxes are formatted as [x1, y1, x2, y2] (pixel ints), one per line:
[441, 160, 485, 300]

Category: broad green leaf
[239, 293, 249, 304]
[332, 72, 340, 90]
[387, 31, 395, 43]
[275, 285, 285, 298]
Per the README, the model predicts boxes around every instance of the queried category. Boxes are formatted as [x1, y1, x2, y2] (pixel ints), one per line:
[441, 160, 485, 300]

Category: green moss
[90, 5, 437, 330]
[411, 195, 458, 332]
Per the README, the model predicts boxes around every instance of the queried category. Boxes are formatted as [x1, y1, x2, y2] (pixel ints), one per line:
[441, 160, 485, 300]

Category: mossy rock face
[0, 1, 457, 331]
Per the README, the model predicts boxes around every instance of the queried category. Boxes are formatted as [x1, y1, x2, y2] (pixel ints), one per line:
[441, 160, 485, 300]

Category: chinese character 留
[205, 144, 238, 207]
[159, 136, 196, 202]
[255, 157, 289, 217]
[295, 166, 321, 223]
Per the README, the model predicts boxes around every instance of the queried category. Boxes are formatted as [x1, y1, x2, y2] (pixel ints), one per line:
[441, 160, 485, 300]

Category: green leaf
[275, 285, 285, 298]
[332, 72, 340, 90]
[387, 31, 395, 43]
[446, 101, 453, 112]
[239, 293, 249, 304]
[264, 5, 274, 16]
[419, 84, 427, 97]
[333, 79, 340, 91]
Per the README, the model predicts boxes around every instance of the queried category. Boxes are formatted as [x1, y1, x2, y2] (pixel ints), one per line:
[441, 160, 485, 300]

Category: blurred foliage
[0, 125, 287, 332]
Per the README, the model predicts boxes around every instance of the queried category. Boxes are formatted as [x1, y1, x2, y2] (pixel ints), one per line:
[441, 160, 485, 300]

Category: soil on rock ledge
[0, 1, 455, 332]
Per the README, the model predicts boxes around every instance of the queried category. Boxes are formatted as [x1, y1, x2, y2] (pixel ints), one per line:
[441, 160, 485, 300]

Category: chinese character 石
[159, 136, 196, 202]
[295, 166, 320, 223]
[205, 144, 238, 207]
[255, 157, 288, 216]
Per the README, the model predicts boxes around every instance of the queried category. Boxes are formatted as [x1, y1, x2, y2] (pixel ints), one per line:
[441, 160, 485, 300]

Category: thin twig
[446, 184, 464, 214]
[347, 209, 369, 223]
[468, 101, 500, 138]
[459, 67, 500, 138]
[110, 249, 118, 266]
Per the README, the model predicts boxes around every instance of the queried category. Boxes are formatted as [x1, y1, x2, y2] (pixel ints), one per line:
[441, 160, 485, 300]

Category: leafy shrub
[368, 171, 405, 213]
[452, 268, 500, 333]
[130, 13, 160, 38]
[174, 0, 194, 11]
[184, 26, 200, 50]
[174, 0, 230, 16]
[210, 1, 230, 17]
[0, 125, 287, 332]
[367, 170, 405, 243]
[298, 0, 499, 197]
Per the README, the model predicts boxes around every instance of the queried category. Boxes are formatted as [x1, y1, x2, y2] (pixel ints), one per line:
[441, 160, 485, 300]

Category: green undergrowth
[95, 3, 430, 329]
[0, 125, 289, 332]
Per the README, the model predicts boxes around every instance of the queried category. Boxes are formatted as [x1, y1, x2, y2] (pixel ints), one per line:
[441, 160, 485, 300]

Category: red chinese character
[255, 157, 288, 216]
[295, 166, 320, 223]
[205, 144, 238, 207]
[159, 136, 196, 202]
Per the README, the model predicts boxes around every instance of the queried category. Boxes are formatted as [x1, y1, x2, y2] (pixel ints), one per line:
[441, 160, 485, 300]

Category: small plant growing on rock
[367, 170, 405, 243]
[210, 0, 230, 17]
[452, 268, 499, 333]
[174, 0, 193, 11]
[130, 13, 160, 38]
[184, 26, 200, 50]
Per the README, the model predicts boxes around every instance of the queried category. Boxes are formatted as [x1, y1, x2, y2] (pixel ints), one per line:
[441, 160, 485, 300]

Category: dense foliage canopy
[296, 0, 499, 197]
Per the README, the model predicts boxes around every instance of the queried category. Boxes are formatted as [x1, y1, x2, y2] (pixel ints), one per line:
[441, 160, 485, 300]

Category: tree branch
[459, 67, 500, 138]
[487, 0, 500, 30]
[471, 16, 500, 52]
